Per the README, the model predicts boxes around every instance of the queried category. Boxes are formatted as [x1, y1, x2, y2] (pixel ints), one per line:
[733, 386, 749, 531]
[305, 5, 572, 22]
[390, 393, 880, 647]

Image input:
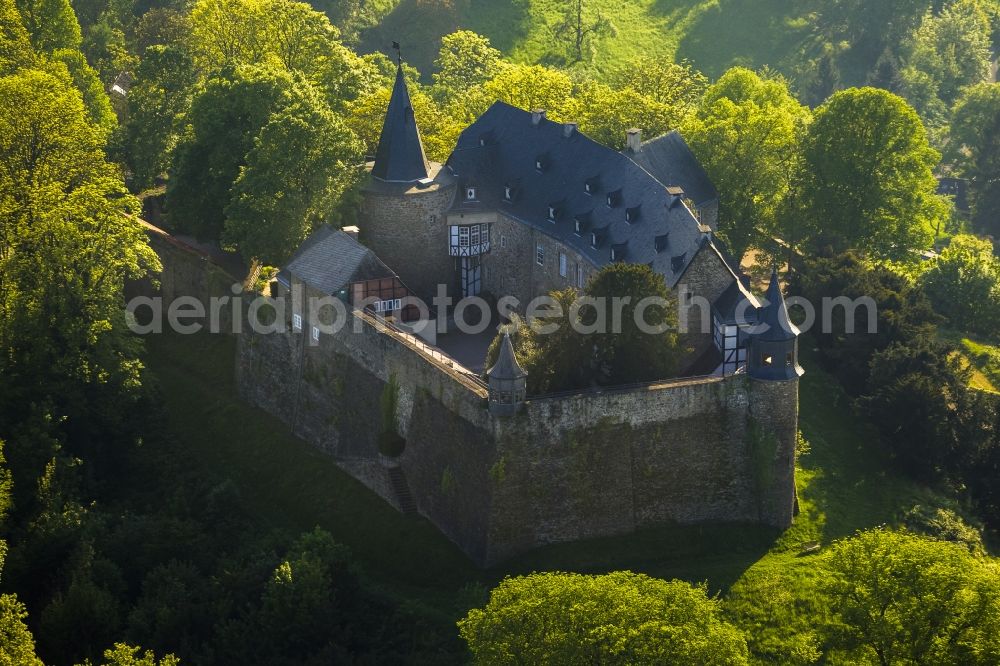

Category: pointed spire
[757, 268, 799, 341]
[488, 332, 527, 380]
[371, 62, 430, 183]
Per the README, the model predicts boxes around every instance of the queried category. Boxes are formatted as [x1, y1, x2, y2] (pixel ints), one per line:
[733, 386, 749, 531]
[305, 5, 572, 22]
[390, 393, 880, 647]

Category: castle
[234, 61, 802, 566]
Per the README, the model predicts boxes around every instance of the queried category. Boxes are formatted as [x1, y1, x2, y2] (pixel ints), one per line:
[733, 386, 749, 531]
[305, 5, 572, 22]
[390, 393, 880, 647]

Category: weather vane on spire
[392, 41, 401, 66]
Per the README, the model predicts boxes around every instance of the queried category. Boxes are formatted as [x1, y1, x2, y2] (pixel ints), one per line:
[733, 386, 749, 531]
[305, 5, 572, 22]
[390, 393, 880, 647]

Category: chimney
[531, 109, 547, 126]
[626, 128, 642, 153]
[562, 121, 578, 138]
[342, 225, 360, 240]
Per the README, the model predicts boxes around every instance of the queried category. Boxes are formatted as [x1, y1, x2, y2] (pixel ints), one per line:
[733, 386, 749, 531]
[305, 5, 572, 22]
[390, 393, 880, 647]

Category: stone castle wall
[236, 310, 797, 566]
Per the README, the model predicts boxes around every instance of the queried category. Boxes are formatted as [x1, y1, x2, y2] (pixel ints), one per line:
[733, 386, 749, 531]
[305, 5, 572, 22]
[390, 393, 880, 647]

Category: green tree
[223, 87, 362, 264]
[99, 644, 179, 666]
[459, 572, 749, 665]
[806, 50, 841, 107]
[0, 68, 159, 405]
[117, 44, 197, 191]
[609, 58, 707, 113]
[920, 234, 1000, 334]
[824, 528, 1000, 665]
[867, 48, 904, 94]
[683, 67, 810, 258]
[459, 63, 575, 125]
[948, 82, 1000, 171]
[797, 87, 946, 260]
[14, 0, 81, 53]
[431, 30, 503, 101]
[904, 0, 993, 108]
[0, 594, 43, 665]
[860, 337, 991, 480]
[0, 0, 34, 74]
[583, 262, 680, 386]
[167, 65, 295, 239]
[51, 47, 116, 135]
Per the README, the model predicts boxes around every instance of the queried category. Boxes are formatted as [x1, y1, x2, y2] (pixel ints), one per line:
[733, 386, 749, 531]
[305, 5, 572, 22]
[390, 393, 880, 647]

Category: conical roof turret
[488, 332, 527, 380]
[756, 268, 799, 341]
[371, 63, 430, 182]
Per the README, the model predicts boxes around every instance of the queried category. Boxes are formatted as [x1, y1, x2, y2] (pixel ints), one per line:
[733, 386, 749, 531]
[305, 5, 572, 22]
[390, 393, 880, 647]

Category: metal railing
[353, 310, 489, 395]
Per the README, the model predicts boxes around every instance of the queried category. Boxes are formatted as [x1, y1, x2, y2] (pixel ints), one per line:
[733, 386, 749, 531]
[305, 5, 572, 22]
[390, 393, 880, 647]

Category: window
[535, 158, 544, 171]
[470, 224, 480, 245]
[500, 235, 507, 248]
[786, 351, 794, 366]
[610, 247, 618, 261]
[292, 313, 302, 330]
[559, 253, 567, 277]
[576, 264, 584, 288]
[590, 232, 598, 248]
[584, 182, 592, 193]
[547, 206, 557, 222]
[536, 244, 545, 266]
[311, 326, 320, 341]
[374, 299, 402, 313]
[459, 226, 470, 247]
[574, 219, 582, 235]
[762, 354, 773, 366]
[504, 186, 512, 201]
[466, 187, 476, 200]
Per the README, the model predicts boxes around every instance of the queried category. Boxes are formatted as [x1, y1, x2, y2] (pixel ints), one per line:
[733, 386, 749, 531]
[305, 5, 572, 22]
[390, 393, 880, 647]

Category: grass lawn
[358, 0, 848, 85]
[142, 327, 960, 641]
[938, 328, 1000, 393]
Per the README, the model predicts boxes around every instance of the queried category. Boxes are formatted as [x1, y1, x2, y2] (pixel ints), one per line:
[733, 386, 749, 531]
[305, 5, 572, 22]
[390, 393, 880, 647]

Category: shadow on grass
[358, 0, 531, 80]
[669, 0, 816, 79]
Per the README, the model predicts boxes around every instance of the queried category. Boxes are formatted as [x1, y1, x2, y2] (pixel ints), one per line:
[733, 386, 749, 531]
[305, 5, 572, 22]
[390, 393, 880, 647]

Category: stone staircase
[387, 466, 416, 515]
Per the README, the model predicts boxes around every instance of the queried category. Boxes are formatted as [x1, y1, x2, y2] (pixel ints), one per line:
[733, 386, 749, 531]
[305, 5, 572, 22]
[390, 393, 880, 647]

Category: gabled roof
[282, 226, 396, 295]
[445, 102, 710, 287]
[371, 65, 429, 182]
[625, 130, 718, 206]
[714, 279, 761, 324]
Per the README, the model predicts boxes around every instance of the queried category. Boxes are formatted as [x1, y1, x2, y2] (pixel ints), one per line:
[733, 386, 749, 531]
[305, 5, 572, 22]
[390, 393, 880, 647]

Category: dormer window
[574, 219, 582, 235]
[590, 232, 599, 248]
[607, 189, 621, 207]
[503, 186, 512, 201]
[547, 206, 558, 222]
[611, 243, 627, 262]
[466, 187, 477, 200]
[535, 155, 547, 171]
[655, 234, 669, 253]
[610, 247, 618, 261]
[625, 206, 640, 223]
[585, 182, 592, 193]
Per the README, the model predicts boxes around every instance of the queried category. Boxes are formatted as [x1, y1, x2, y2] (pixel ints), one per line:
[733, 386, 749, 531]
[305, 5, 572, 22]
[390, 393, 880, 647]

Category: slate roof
[625, 130, 718, 206]
[714, 279, 761, 324]
[756, 269, 799, 341]
[488, 332, 527, 380]
[445, 102, 711, 287]
[371, 65, 430, 182]
[281, 226, 396, 295]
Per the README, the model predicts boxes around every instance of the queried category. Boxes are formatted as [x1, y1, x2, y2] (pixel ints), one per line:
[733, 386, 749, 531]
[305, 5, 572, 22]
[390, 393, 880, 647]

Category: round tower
[359, 61, 456, 302]
[747, 269, 803, 528]
[487, 332, 527, 416]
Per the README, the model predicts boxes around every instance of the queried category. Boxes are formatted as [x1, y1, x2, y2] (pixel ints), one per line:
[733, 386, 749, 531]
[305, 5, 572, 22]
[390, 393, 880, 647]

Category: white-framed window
[470, 224, 480, 245]
[576, 264, 584, 288]
[574, 219, 582, 235]
[585, 182, 592, 194]
[536, 244, 545, 266]
[504, 186, 512, 201]
[559, 253, 567, 277]
[311, 326, 320, 341]
[292, 313, 302, 330]
[547, 206, 557, 221]
[466, 187, 477, 200]
[374, 299, 402, 313]
[625, 210, 633, 223]
[459, 226, 470, 247]
[590, 232, 598, 248]
[535, 158, 544, 170]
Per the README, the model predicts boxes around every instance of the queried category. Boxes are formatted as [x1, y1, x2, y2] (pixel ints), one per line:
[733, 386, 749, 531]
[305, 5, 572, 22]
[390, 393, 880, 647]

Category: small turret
[748, 269, 804, 381]
[487, 332, 527, 416]
[371, 63, 430, 183]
